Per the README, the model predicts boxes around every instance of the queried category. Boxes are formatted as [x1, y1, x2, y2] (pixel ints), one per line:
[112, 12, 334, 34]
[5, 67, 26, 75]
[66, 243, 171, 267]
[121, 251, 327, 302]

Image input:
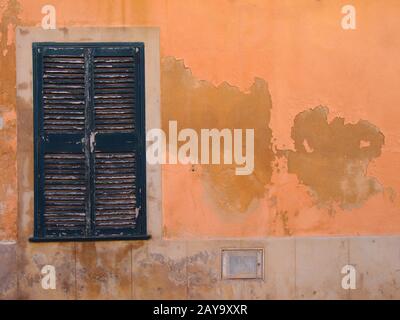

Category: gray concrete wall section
[2, 237, 400, 299]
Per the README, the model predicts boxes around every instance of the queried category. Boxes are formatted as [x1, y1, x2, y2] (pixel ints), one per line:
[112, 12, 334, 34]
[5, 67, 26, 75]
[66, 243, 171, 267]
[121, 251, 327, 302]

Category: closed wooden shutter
[32, 43, 148, 241]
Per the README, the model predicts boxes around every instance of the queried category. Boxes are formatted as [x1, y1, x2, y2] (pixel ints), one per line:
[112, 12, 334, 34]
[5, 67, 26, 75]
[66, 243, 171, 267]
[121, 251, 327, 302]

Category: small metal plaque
[221, 248, 264, 279]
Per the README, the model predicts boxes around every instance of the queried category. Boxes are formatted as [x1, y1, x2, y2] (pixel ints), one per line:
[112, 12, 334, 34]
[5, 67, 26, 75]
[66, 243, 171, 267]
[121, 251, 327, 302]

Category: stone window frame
[16, 27, 162, 243]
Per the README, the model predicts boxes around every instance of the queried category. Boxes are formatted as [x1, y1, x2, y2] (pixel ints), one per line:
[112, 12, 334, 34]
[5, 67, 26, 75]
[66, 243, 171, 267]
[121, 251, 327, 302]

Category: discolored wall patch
[161, 57, 274, 214]
[287, 106, 385, 209]
[0, 0, 21, 240]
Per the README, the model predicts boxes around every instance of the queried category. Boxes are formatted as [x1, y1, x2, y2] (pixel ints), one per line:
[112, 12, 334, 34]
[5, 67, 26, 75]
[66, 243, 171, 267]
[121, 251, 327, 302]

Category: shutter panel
[34, 46, 89, 238]
[33, 43, 147, 241]
[92, 46, 145, 237]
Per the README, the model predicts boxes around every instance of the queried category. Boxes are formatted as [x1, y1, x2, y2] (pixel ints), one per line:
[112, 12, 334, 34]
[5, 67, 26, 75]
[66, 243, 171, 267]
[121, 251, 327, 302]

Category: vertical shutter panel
[92, 46, 145, 237]
[35, 46, 88, 238]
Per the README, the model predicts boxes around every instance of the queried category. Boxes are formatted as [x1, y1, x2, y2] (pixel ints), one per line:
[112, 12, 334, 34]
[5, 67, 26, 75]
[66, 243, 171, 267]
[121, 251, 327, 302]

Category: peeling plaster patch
[162, 57, 274, 214]
[277, 210, 292, 236]
[17, 244, 76, 299]
[133, 246, 219, 299]
[133, 244, 188, 299]
[147, 253, 187, 284]
[287, 106, 385, 209]
[75, 242, 132, 299]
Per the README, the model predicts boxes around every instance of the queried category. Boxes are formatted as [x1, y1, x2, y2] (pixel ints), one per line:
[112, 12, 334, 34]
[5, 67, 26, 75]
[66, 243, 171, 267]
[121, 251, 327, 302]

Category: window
[31, 42, 149, 241]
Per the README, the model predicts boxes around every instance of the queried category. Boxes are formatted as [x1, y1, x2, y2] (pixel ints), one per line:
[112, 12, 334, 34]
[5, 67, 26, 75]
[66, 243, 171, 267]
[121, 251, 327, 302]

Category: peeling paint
[287, 106, 385, 208]
[162, 57, 274, 214]
[4, 0, 400, 300]
[75, 242, 132, 299]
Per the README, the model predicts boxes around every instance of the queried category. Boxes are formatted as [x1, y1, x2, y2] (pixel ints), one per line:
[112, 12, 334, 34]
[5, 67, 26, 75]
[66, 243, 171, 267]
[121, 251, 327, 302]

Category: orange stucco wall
[1, 0, 400, 240]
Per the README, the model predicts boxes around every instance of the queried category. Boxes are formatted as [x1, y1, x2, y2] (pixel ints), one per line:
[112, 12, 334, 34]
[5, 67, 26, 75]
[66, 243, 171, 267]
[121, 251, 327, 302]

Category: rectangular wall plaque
[221, 248, 264, 280]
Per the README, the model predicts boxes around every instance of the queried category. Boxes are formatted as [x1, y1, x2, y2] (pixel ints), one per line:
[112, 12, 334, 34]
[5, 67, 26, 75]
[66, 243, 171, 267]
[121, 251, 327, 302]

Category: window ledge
[29, 234, 151, 243]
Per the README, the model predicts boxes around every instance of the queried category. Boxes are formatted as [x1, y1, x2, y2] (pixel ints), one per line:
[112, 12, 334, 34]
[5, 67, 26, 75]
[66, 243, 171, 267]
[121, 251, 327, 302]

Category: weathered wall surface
[3, 237, 400, 299]
[1, 0, 400, 299]
[1, 0, 400, 239]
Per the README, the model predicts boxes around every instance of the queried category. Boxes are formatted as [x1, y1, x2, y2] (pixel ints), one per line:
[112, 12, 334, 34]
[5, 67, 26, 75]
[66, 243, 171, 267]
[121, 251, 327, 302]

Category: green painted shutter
[92, 46, 146, 237]
[33, 43, 147, 241]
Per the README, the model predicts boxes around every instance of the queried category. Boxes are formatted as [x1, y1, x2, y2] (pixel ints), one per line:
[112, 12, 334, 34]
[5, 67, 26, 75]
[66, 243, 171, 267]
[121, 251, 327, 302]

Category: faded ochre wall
[1, 0, 400, 240]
